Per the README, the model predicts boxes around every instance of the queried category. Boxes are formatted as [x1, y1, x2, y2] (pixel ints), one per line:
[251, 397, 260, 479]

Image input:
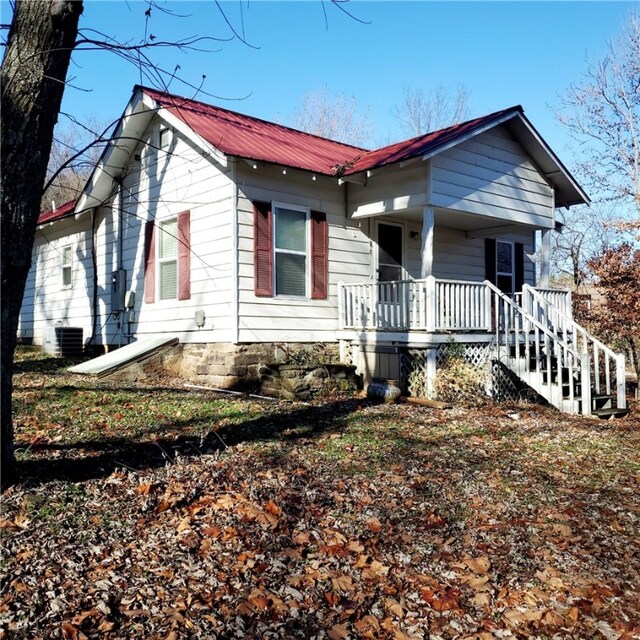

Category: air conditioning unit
[43, 326, 83, 357]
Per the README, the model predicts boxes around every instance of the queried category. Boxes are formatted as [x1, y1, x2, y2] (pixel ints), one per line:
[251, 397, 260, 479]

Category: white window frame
[272, 201, 310, 299]
[159, 126, 172, 151]
[496, 239, 515, 292]
[157, 217, 178, 301]
[61, 245, 72, 288]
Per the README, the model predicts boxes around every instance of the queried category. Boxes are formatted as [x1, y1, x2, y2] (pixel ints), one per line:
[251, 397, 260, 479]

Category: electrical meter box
[110, 269, 126, 313]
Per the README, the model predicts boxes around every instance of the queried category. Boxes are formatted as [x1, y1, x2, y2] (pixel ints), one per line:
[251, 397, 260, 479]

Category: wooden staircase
[486, 282, 627, 417]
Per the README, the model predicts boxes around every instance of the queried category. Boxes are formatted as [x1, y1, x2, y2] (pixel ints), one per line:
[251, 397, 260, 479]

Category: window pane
[275, 208, 306, 252]
[63, 246, 72, 265]
[160, 220, 177, 258]
[62, 266, 72, 286]
[160, 261, 177, 299]
[276, 253, 306, 296]
[160, 128, 171, 149]
[497, 242, 513, 274]
[378, 224, 402, 266]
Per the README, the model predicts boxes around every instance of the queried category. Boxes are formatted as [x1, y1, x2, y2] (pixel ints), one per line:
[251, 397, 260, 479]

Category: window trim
[272, 201, 310, 299]
[157, 217, 178, 301]
[61, 244, 72, 288]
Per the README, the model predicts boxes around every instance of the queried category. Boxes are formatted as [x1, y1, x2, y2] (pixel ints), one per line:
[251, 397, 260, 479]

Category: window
[159, 127, 172, 150]
[62, 245, 72, 286]
[253, 201, 327, 299]
[158, 218, 178, 300]
[274, 205, 308, 297]
[496, 240, 514, 294]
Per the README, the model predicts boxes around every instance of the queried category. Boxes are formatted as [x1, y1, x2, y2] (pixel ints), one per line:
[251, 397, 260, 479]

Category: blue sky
[43, 1, 638, 158]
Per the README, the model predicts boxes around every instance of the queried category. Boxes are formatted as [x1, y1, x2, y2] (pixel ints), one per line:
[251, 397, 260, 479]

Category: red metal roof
[141, 86, 366, 176]
[341, 106, 523, 175]
[38, 199, 76, 225]
[142, 87, 523, 178]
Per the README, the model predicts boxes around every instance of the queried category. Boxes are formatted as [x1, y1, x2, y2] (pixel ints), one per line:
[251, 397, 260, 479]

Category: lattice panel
[401, 343, 492, 398]
[400, 348, 429, 397]
[489, 360, 546, 404]
[436, 342, 491, 368]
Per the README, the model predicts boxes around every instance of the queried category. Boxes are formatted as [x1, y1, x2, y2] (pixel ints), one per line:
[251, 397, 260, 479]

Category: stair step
[592, 394, 614, 411]
[591, 407, 630, 419]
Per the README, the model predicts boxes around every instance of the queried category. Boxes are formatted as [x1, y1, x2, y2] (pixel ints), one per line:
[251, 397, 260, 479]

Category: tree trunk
[1, 0, 83, 489]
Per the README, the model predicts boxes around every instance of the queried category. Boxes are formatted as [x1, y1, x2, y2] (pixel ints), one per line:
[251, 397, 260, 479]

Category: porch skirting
[341, 335, 534, 404]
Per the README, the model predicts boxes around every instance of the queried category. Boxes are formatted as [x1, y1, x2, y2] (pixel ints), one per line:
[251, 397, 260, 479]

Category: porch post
[420, 206, 435, 279]
[539, 228, 552, 288]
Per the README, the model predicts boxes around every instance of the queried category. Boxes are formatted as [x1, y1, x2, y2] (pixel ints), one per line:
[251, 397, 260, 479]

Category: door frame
[374, 219, 406, 282]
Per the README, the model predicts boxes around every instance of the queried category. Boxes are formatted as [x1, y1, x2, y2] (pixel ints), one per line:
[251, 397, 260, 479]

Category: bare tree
[550, 203, 626, 287]
[0, 0, 363, 488]
[289, 86, 372, 148]
[43, 116, 111, 210]
[390, 84, 471, 138]
[556, 13, 640, 217]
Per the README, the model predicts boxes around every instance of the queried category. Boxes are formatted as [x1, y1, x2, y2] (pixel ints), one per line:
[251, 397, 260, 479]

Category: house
[19, 86, 627, 416]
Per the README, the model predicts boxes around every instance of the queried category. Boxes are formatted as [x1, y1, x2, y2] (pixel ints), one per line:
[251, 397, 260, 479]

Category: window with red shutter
[253, 201, 328, 299]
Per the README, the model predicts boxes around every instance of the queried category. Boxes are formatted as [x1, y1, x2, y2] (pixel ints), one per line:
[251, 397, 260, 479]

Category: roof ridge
[366, 105, 524, 157]
[136, 85, 369, 153]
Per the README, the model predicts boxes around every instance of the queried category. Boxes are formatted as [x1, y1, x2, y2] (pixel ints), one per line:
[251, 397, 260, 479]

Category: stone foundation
[166, 342, 342, 392]
[259, 363, 359, 401]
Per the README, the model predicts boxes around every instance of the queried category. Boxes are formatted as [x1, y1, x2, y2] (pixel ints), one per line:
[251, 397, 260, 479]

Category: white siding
[236, 163, 370, 343]
[384, 222, 536, 286]
[98, 117, 236, 344]
[348, 163, 428, 218]
[430, 125, 554, 227]
[24, 116, 236, 348]
[26, 216, 95, 346]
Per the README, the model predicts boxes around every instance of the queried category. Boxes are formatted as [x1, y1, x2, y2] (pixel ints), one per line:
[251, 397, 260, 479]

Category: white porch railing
[339, 276, 491, 333]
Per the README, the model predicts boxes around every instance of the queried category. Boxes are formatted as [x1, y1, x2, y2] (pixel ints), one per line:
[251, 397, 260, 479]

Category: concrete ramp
[69, 336, 179, 377]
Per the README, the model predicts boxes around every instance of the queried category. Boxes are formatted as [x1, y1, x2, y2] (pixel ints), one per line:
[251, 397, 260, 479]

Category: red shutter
[485, 238, 497, 285]
[514, 242, 525, 293]
[311, 210, 328, 300]
[253, 201, 273, 297]
[144, 220, 156, 303]
[177, 210, 191, 301]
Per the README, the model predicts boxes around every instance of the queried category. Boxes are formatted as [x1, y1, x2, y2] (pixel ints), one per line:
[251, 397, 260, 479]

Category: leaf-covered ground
[2, 348, 640, 639]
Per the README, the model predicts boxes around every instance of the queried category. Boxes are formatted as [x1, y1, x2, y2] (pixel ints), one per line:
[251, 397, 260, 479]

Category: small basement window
[158, 218, 178, 299]
[62, 245, 72, 286]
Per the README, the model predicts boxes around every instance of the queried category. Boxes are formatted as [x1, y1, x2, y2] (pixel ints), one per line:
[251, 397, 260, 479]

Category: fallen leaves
[3, 352, 640, 639]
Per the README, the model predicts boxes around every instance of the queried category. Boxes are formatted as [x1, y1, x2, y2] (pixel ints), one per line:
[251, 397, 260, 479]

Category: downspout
[89, 208, 98, 349]
[231, 158, 239, 344]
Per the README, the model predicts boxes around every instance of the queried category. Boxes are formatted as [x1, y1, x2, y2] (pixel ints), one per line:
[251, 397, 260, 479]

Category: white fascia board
[420, 111, 520, 162]
[76, 90, 151, 214]
[141, 92, 228, 168]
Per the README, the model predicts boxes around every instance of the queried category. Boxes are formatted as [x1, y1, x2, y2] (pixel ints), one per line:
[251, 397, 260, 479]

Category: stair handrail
[484, 280, 590, 415]
[522, 284, 626, 409]
[485, 281, 584, 360]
